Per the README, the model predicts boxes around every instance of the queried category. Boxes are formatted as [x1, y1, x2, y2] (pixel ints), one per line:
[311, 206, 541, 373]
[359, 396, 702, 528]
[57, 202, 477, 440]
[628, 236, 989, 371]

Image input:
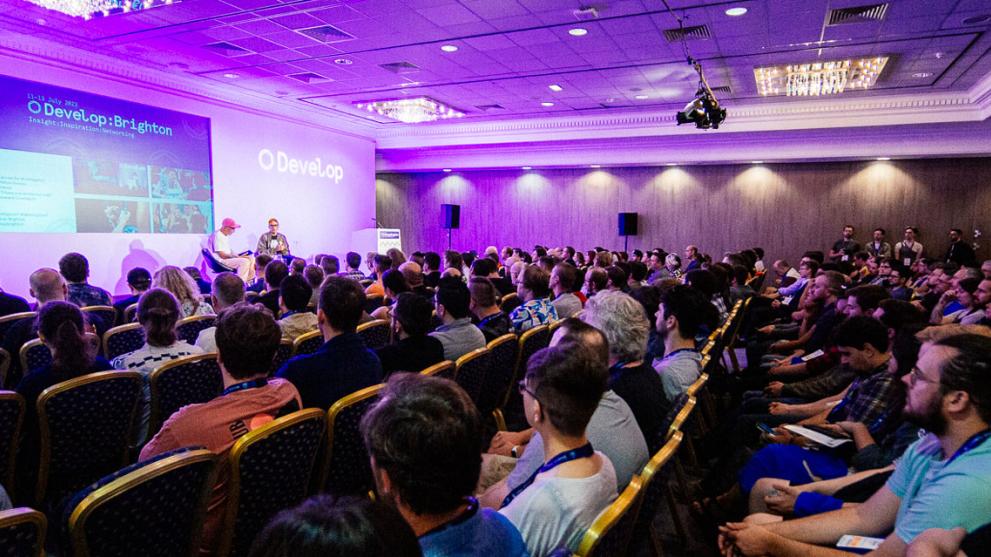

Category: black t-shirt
[609, 361, 671, 453]
[0, 291, 30, 319]
[375, 335, 445, 376]
[476, 311, 512, 343]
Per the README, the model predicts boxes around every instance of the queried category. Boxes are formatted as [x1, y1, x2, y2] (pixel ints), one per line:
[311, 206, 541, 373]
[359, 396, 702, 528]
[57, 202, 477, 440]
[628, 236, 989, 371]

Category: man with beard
[719, 333, 991, 557]
[652, 285, 708, 401]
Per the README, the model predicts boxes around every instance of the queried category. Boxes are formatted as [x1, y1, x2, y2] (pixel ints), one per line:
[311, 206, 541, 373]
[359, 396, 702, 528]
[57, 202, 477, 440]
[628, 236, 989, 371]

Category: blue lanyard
[479, 312, 505, 327]
[947, 429, 991, 465]
[501, 442, 594, 509]
[223, 378, 268, 396]
[660, 348, 696, 362]
[608, 360, 638, 385]
[419, 497, 479, 538]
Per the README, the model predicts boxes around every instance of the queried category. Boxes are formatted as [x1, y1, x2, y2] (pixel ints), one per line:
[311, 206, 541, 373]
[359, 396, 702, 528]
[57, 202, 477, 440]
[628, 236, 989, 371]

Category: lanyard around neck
[500, 442, 594, 508]
[223, 378, 268, 396]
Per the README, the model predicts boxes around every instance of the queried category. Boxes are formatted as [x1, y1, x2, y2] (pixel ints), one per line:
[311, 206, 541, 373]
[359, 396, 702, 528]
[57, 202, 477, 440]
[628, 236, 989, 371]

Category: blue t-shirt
[886, 432, 991, 543]
[419, 506, 529, 557]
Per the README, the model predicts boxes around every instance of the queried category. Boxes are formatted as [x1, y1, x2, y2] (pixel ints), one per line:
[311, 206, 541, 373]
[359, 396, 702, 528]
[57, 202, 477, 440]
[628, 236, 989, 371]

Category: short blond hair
[916, 324, 991, 344]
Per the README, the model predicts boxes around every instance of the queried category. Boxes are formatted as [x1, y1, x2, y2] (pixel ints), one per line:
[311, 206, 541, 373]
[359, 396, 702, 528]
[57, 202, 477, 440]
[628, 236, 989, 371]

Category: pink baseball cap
[221, 217, 241, 229]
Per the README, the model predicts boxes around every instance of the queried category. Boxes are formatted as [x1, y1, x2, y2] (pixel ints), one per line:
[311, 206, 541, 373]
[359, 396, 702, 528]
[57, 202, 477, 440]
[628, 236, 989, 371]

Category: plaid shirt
[67, 283, 113, 307]
[827, 362, 904, 437]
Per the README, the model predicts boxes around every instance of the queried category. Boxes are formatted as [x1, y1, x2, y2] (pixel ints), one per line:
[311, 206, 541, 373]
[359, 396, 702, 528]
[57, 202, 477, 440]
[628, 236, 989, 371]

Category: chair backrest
[0, 311, 36, 343]
[0, 391, 24, 490]
[484, 334, 520, 418]
[503, 325, 549, 410]
[499, 292, 519, 313]
[19, 339, 52, 376]
[454, 347, 492, 405]
[36, 371, 143, 506]
[65, 448, 217, 557]
[148, 354, 224, 440]
[291, 330, 323, 357]
[363, 294, 384, 314]
[548, 319, 564, 334]
[81, 306, 117, 328]
[320, 384, 382, 496]
[123, 303, 138, 324]
[666, 396, 696, 440]
[270, 339, 293, 375]
[0, 347, 9, 389]
[220, 409, 326, 557]
[686, 373, 708, 398]
[243, 291, 259, 302]
[175, 315, 216, 345]
[634, 431, 683, 544]
[0, 508, 46, 557]
[201, 249, 235, 274]
[356, 319, 390, 350]
[574, 475, 644, 557]
[103, 323, 146, 361]
[420, 360, 455, 379]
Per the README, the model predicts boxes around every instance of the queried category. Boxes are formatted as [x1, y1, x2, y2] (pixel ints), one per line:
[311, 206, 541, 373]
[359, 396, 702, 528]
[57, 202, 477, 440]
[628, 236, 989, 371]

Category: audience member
[365, 255, 393, 297]
[895, 226, 925, 266]
[376, 292, 445, 375]
[257, 260, 289, 316]
[0, 286, 28, 318]
[341, 251, 367, 281]
[276, 276, 382, 409]
[829, 224, 861, 263]
[2, 268, 68, 384]
[153, 265, 215, 318]
[867, 228, 893, 259]
[114, 267, 152, 324]
[183, 266, 212, 295]
[510, 266, 558, 333]
[653, 285, 707, 400]
[303, 264, 324, 308]
[945, 228, 976, 268]
[423, 252, 442, 287]
[279, 274, 319, 341]
[194, 272, 245, 352]
[248, 254, 273, 294]
[362, 373, 528, 556]
[59, 252, 112, 307]
[429, 276, 486, 361]
[142, 303, 301, 554]
[320, 254, 340, 277]
[469, 277, 512, 342]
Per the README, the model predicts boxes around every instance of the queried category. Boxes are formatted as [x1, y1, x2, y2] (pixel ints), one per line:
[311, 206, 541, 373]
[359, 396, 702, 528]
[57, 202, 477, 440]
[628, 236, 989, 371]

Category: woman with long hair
[112, 288, 203, 443]
[153, 265, 214, 318]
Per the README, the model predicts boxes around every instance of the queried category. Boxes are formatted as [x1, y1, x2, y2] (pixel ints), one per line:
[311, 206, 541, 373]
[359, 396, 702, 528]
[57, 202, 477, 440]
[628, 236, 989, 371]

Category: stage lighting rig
[676, 58, 726, 129]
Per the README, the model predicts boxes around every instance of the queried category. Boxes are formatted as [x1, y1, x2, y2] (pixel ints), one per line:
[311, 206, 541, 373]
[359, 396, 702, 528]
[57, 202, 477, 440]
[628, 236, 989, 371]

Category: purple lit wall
[0, 55, 375, 299]
[376, 158, 991, 263]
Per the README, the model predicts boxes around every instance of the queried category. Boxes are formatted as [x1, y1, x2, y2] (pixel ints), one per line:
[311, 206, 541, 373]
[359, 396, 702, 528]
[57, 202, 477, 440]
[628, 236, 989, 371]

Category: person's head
[183, 266, 204, 283]
[211, 272, 245, 311]
[215, 303, 281, 380]
[391, 292, 434, 338]
[904, 333, 991, 434]
[153, 265, 202, 306]
[982, 260, 991, 280]
[381, 269, 410, 298]
[873, 299, 926, 332]
[29, 267, 67, 303]
[318, 276, 365, 335]
[280, 274, 313, 313]
[443, 250, 463, 272]
[584, 267, 608, 295]
[467, 277, 498, 314]
[665, 253, 681, 270]
[220, 217, 240, 235]
[346, 251, 362, 271]
[303, 265, 325, 291]
[604, 266, 627, 291]
[470, 257, 496, 278]
[798, 260, 819, 279]
[37, 301, 94, 374]
[397, 261, 423, 288]
[361, 373, 482, 519]
[629, 261, 648, 283]
[888, 264, 909, 287]
[904, 226, 919, 241]
[549, 317, 610, 369]
[386, 248, 406, 269]
[975, 279, 991, 308]
[810, 271, 845, 303]
[581, 291, 649, 364]
[372, 254, 392, 276]
[594, 251, 612, 269]
[435, 276, 471, 321]
[845, 285, 889, 317]
[548, 263, 577, 296]
[58, 252, 90, 284]
[320, 255, 340, 276]
[730, 265, 749, 287]
[949, 228, 963, 243]
[255, 254, 273, 277]
[832, 315, 890, 372]
[522, 346, 607, 437]
[853, 251, 870, 266]
[955, 277, 981, 309]
[518, 265, 551, 300]
[683, 269, 717, 299]
[264, 260, 289, 291]
[657, 284, 709, 342]
[422, 252, 441, 273]
[126, 267, 152, 295]
[684, 245, 698, 259]
[873, 228, 886, 241]
[248, 495, 420, 557]
[266, 217, 279, 235]
[137, 288, 181, 347]
[842, 224, 855, 239]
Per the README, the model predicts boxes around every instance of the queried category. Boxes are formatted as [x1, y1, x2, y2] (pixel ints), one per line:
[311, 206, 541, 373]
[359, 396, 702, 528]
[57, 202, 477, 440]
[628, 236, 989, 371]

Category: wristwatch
[510, 445, 519, 458]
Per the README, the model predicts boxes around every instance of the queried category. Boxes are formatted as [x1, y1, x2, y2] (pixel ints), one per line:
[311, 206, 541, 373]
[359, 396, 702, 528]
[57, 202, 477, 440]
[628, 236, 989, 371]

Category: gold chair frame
[0, 507, 47, 557]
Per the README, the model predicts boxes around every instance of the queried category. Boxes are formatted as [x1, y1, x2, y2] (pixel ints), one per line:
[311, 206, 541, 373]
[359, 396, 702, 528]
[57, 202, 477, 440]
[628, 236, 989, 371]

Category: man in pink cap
[211, 217, 255, 281]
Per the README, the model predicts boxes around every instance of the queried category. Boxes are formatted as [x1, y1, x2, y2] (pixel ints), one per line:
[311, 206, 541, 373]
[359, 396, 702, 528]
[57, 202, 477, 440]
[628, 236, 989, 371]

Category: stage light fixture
[663, 0, 727, 130]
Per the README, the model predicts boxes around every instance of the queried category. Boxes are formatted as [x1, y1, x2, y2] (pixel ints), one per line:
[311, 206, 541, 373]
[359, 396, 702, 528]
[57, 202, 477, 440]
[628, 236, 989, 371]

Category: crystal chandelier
[354, 97, 465, 124]
[24, 0, 177, 20]
[754, 57, 888, 97]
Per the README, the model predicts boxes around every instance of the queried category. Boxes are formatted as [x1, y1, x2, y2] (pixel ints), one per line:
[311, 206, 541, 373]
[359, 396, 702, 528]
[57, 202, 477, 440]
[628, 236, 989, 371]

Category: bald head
[29, 268, 66, 303]
[399, 261, 423, 287]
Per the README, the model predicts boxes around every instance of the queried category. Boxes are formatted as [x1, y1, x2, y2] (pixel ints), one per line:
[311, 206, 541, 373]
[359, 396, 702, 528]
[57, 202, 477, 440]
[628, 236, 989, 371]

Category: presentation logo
[257, 149, 344, 183]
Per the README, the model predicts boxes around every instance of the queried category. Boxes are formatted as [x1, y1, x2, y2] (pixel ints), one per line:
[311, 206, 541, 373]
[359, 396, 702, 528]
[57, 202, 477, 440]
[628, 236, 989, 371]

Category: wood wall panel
[376, 158, 991, 265]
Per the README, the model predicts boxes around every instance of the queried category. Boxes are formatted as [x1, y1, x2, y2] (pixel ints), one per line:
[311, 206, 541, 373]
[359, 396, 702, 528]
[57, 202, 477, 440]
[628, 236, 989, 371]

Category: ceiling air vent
[663, 24, 710, 42]
[380, 61, 420, 74]
[287, 72, 330, 84]
[204, 41, 252, 56]
[827, 3, 888, 25]
[475, 104, 505, 112]
[709, 85, 732, 95]
[297, 24, 354, 43]
[573, 6, 599, 20]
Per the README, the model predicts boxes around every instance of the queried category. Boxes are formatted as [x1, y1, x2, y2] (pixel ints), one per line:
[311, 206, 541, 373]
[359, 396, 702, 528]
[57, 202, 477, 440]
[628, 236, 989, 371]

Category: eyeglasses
[268, 222, 279, 228]
[909, 366, 938, 386]
[517, 380, 539, 401]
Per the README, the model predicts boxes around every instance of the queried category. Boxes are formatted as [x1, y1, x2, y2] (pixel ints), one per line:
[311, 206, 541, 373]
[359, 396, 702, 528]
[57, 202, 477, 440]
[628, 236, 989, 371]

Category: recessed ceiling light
[912, 72, 932, 78]
[548, 84, 563, 92]
[725, 7, 748, 16]
[334, 58, 353, 65]
[440, 44, 458, 52]
[442, 168, 453, 172]
[665, 163, 678, 167]
[605, 97, 615, 103]
[635, 94, 649, 100]
[541, 102, 555, 107]
[223, 73, 239, 79]
[568, 27, 588, 36]
[876, 157, 891, 161]
[751, 160, 764, 164]
[522, 166, 532, 170]
[590, 164, 601, 168]
[35, 18, 46, 25]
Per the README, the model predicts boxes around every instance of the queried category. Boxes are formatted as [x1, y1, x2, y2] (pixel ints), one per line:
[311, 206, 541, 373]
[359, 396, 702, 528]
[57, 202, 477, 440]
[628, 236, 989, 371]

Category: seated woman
[15, 301, 112, 500]
[153, 265, 214, 318]
[936, 278, 984, 325]
[112, 288, 203, 444]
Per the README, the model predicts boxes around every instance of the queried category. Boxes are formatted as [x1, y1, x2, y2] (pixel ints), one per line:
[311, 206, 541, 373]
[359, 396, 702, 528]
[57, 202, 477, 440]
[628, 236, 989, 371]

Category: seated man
[720, 333, 991, 557]
[510, 265, 558, 333]
[303, 264, 324, 308]
[472, 257, 515, 296]
[376, 292, 445, 376]
[113, 267, 152, 324]
[256, 260, 289, 316]
[653, 284, 708, 401]
[0, 287, 28, 318]
[550, 263, 583, 319]
[469, 277, 512, 342]
[2, 268, 67, 385]
[59, 252, 112, 307]
[211, 218, 255, 282]
[429, 277, 487, 361]
[141, 304, 301, 554]
[194, 272, 245, 352]
[340, 251, 367, 281]
[276, 276, 382, 409]
[247, 254, 272, 294]
[498, 346, 618, 556]
[365, 255, 393, 298]
[278, 274, 318, 341]
[362, 373, 529, 556]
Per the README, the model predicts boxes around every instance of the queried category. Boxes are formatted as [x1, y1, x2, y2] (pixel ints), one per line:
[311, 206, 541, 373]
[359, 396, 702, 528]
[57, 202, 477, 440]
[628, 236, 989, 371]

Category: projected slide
[0, 74, 213, 234]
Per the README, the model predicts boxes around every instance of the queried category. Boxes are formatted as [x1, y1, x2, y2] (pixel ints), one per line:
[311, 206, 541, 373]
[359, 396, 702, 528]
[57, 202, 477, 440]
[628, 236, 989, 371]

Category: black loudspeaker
[441, 204, 461, 229]
[618, 212, 638, 236]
